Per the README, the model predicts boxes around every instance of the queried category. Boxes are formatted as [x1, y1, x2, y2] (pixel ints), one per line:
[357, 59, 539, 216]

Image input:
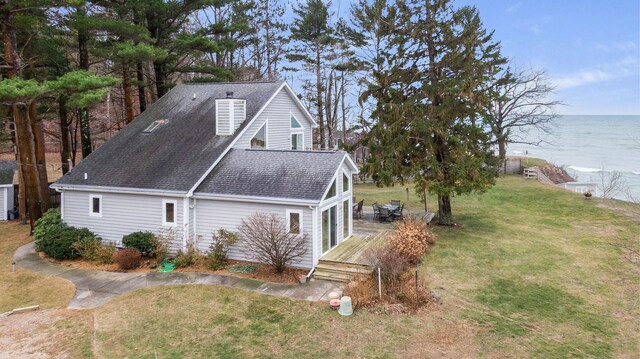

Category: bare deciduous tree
[598, 170, 626, 199]
[485, 66, 562, 160]
[238, 212, 308, 273]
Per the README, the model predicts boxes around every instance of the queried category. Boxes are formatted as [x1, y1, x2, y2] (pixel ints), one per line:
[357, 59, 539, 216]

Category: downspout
[183, 195, 189, 250]
[305, 204, 318, 282]
[191, 198, 197, 243]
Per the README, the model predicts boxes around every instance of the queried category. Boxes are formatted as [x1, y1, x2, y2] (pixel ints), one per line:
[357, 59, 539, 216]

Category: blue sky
[326, 0, 640, 115]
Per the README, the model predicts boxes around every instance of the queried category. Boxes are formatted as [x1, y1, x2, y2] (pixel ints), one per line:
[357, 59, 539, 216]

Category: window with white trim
[286, 209, 303, 234]
[251, 122, 267, 149]
[343, 172, 350, 192]
[162, 199, 177, 227]
[323, 179, 336, 201]
[291, 133, 303, 150]
[290, 114, 302, 129]
[89, 194, 102, 217]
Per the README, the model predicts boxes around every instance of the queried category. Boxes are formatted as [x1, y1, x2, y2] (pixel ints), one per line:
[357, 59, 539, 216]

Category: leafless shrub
[238, 212, 308, 273]
[598, 170, 627, 199]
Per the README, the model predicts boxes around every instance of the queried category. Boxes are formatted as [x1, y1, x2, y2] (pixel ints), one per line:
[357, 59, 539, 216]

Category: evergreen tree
[288, 0, 335, 149]
[358, 0, 505, 225]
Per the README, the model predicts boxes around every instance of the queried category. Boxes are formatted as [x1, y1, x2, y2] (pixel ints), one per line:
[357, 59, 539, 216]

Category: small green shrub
[206, 229, 238, 270]
[71, 235, 103, 261]
[33, 208, 66, 251]
[95, 243, 116, 264]
[112, 248, 142, 270]
[173, 244, 202, 268]
[40, 227, 97, 261]
[122, 231, 157, 256]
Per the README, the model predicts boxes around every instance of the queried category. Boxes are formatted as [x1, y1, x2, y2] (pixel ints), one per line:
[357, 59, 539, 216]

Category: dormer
[215, 91, 246, 136]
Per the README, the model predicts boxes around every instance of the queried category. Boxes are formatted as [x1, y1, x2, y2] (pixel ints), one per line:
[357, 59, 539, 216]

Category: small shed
[0, 161, 17, 220]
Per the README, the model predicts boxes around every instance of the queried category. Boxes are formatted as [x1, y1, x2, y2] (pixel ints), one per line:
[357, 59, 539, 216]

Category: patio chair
[378, 207, 392, 222]
[353, 199, 364, 219]
[393, 203, 404, 221]
[372, 202, 380, 219]
[390, 199, 401, 207]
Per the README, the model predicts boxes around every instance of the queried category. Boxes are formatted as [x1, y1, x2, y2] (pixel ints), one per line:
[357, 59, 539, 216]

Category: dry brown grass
[0, 222, 75, 313]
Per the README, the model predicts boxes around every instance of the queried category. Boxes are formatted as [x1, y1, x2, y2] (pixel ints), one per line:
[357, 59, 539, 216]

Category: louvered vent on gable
[215, 96, 246, 136]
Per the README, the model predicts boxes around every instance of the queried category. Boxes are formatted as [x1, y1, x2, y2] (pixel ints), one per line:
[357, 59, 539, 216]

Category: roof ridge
[181, 81, 282, 85]
[239, 148, 343, 154]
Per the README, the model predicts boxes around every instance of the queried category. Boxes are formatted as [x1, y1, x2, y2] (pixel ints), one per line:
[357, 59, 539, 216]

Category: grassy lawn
[0, 176, 638, 358]
[0, 222, 75, 313]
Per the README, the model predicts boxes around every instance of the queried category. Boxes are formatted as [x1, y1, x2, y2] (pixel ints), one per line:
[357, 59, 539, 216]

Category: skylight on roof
[143, 119, 168, 133]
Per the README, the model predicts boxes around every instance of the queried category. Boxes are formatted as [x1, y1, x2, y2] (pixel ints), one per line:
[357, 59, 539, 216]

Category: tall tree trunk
[153, 61, 167, 98]
[3, 1, 27, 223]
[122, 64, 135, 123]
[77, 5, 92, 158]
[316, 46, 325, 149]
[14, 102, 44, 230]
[58, 97, 72, 174]
[498, 135, 507, 174]
[265, 0, 272, 80]
[341, 73, 347, 146]
[437, 194, 453, 225]
[29, 101, 49, 211]
[136, 62, 147, 112]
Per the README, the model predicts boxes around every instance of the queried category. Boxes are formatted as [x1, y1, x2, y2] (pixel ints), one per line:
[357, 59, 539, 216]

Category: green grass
[1, 176, 638, 358]
[356, 176, 639, 357]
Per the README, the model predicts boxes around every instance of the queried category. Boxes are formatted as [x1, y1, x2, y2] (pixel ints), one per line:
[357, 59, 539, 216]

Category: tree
[288, 0, 335, 149]
[485, 66, 562, 161]
[357, 0, 505, 225]
[238, 212, 308, 273]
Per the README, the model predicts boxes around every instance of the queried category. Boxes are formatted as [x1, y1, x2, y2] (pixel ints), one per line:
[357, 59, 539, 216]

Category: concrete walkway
[14, 243, 342, 310]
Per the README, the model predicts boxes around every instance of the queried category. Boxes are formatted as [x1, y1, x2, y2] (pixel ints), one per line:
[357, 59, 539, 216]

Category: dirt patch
[596, 198, 640, 223]
[0, 308, 91, 358]
[42, 253, 306, 285]
[538, 165, 575, 184]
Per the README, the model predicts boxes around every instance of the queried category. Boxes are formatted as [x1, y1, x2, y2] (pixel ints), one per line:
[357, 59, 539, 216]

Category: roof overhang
[50, 184, 187, 197]
[282, 82, 318, 128]
[192, 193, 319, 206]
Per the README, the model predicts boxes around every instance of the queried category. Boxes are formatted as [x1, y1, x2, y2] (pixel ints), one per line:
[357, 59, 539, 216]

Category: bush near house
[72, 237, 115, 264]
[33, 208, 65, 252]
[40, 227, 99, 261]
[388, 216, 436, 264]
[113, 248, 142, 270]
[122, 231, 157, 257]
[238, 212, 308, 273]
[206, 229, 238, 270]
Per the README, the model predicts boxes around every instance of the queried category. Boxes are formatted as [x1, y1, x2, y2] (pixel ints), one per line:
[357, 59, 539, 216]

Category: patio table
[383, 204, 399, 212]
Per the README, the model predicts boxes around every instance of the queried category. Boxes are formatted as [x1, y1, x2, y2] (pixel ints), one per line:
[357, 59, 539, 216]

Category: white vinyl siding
[234, 89, 313, 150]
[0, 186, 8, 220]
[317, 160, 354, 258]
[62, 190, 184, 250]
[194, 199, 314, 269]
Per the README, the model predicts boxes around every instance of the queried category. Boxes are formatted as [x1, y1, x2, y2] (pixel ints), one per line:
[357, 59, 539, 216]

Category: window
[323, 179, 336, 201]
[291, 114, 301, 129]
[162, 199, 177, 227]
[343, 199, 350, 239]
[343, 173, 350, 192]
[291, 133, 303, 150]
[89, 194, 102, 217]
[251, 122, 267, 149]
[143, 119, 167, 133]
[286, 209, 303, 234]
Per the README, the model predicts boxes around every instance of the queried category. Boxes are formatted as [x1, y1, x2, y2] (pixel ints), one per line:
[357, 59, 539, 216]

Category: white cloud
[553, 57, 639, 90]
[555, 69, 611, 89]
[505, 2, 520, 14]
[614, 41, 637, 52]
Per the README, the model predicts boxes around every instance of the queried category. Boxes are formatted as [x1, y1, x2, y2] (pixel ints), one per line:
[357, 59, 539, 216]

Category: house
[51, 81, 359, 269]
[0, 161, 17, 220]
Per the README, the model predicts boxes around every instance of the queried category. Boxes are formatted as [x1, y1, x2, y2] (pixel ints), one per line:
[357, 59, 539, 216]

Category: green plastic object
[228, 264, 256, 273]
[157, 258, 175, 272]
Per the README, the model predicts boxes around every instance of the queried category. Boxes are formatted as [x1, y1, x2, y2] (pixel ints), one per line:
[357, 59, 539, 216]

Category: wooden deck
[313, 215, 390, 282]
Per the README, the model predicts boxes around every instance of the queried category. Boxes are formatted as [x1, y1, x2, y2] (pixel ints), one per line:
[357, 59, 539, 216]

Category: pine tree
[358, 0, 506, 225]
[288, 0, 336, 149]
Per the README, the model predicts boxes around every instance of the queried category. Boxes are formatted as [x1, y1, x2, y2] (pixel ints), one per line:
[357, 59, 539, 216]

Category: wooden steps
[313, 259, 373, 283]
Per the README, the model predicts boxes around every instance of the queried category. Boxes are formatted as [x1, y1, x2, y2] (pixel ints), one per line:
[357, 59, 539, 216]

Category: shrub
[238, 212, 308, 273]
[71, 235, 103, 261]
[40, 227, 98, 261]
[173, 244, 202, 268]
[33, 208, 66, 252]
[364, 245, 412, 285]
[206, 229, 238, 270]
[122, 231, 157, 256]
[112, 248, 142, 270]
[95, 243, 116, 264]
[153, 228, 177, 260]
[388, 216, 436, 264]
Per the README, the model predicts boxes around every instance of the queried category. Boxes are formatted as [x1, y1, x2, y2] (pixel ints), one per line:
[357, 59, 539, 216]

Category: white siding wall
[234, 89, 313, 150]
[0, 187, 7, 221]
[62, 190, 184, 250]
[195, 199, 314, 269]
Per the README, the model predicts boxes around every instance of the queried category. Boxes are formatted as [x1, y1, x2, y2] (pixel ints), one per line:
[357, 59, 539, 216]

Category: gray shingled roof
[53, 82, 284, 192]
[195, 149, 348, 201]
[0, 161, 17, 185]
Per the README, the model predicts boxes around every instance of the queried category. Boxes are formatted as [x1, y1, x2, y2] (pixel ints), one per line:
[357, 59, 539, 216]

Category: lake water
[508, 115, 640, 201]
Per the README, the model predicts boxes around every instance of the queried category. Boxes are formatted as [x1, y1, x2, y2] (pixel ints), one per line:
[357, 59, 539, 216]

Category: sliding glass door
[322, 205, 338, 254]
